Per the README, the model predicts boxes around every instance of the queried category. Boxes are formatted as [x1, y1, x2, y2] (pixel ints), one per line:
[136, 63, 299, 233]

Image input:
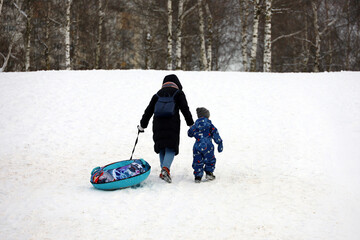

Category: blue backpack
[154, 90, 179, 117]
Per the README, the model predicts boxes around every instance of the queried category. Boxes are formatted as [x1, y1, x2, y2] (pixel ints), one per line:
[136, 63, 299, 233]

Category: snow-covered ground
[0, 70, 359, 240]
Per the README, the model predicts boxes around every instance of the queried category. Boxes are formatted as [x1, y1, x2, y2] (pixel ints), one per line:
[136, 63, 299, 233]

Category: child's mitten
[218, 142, 223, 153]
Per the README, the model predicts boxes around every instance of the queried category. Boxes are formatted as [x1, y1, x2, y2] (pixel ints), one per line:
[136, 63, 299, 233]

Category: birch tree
[205, 1, 213, 70]
[145, 33, 152, 69]
[175, 0, 185, 70]
[13, 0, 31, 71]
[65, 0, 72, 70]
[0, 0, 4, 19]
[345, 0, 351, 70]
[175, 0, 197, 70]
[263, 0, 272, 72]
[24, 0, 33, 71]
[250, 0, 261, 72]
[312, 1, 320, 72]
[44, 1, 51, 70]
[72, 11, 80, 70]
[95, 0, 104, 69]
[198, 0, 207, 70]
[0, 43, 13, 72]
[311, 0, 337, 72]
[302, 17, 310, 71]
[167, 0, 173, 70]
[240, 0, 249, 71]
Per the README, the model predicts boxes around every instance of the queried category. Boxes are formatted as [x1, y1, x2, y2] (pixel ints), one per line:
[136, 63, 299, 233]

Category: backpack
[154, 90, 179, 117]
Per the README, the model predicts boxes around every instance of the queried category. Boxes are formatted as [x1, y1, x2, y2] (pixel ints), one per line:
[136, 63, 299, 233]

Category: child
[188, 107, 223, 183]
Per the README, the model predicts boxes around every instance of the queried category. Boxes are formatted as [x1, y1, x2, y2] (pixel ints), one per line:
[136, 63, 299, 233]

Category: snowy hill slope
[0, 70, 360, 239]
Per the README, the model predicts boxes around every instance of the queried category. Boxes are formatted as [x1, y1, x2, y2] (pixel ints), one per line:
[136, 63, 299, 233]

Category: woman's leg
[159, 148, 174, 183]
[162, 148, 175, 170]
[159, 149, 165, 168]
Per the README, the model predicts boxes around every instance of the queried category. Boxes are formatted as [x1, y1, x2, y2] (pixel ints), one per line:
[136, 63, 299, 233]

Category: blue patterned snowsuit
[188, 117, 223, 178]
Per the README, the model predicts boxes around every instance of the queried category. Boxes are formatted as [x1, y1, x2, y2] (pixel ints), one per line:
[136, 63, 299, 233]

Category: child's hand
[218, 142, 223, 153]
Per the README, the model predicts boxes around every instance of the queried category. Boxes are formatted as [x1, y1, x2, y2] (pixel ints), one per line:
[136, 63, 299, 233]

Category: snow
[0, 70, 360, 239]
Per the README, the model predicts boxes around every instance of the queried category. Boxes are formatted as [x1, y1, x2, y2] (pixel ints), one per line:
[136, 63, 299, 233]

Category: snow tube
[90, 159, 151, 190]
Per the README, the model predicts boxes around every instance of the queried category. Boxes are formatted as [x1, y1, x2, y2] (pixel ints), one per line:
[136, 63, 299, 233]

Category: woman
[138, 74, 194, 183]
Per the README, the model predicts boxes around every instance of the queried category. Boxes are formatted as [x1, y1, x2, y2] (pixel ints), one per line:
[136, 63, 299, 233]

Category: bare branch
[49, 17, 62, 26]
[0, 43, 13, 72]
[272, 30, 302, 44]
[294, 36, 316, 47]
[13, 2, 27, 18]
[181, 2, 198, 20]
[320, 18, 337, 36]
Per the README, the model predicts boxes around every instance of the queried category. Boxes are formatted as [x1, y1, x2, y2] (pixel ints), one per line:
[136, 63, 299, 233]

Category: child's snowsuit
[188, 117, 222, 178]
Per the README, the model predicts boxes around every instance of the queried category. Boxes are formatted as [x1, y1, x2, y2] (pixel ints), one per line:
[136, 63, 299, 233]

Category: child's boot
[195, 176, 202, 183]
[160, 167, 172, 183]
[205, 171, 216, 181]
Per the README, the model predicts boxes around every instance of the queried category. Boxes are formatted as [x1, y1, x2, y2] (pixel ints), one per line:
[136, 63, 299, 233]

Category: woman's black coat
[140, 75, 194, 155]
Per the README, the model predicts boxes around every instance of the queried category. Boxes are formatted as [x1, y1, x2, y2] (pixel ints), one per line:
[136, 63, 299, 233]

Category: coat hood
[163, 74, 183, 90]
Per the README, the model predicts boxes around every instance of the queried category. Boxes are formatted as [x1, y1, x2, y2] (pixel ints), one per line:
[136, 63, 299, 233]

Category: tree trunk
[73, 12, 80, 70]
[312, 1, 320, 72]
[0, 43, 13, 72]
[345, 0, 351, 70]
[240, 0, 249, 71]
[263, 0, 272, 72]
[324, 0, 332, 71]
[205, 1, 213, 71]
[95, 0, 104, 69]
[145, 33, 152, 70]
[167, 0, 173, 70]
[0, 0, 4, 19]
[250, 0, 260, 72]
[198, 0, 207, 70]
[45, 1, 51, 70]
[175, 0, 184, 70]
[65, 0, 72, 70]
[302, 17, 310, 71]
[25, 0, 33, 71]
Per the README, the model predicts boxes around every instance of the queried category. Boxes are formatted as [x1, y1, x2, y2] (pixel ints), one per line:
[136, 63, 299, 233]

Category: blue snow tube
[90, 159, 151, 190]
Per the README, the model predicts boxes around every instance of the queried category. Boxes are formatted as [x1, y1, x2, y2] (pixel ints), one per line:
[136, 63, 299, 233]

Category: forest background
[0, 0, 359, 72]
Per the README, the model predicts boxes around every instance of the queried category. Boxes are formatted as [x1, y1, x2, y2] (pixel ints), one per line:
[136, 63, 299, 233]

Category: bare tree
[345, 0, 351, 70]
[311, 0, 337, 72]
[205, 1, 213, 70]
[175, 0, 185, 69]
[95, 0, 104, 69]
[239, 0, 250, 71]
[12, 0, 32, 71]
[250, 0, 261, 72]
[44, 1, 51, 70]
[263, 0, 272, 72]
[0, 0, 4, 19]
[198, 0, 207, 70]
[65, 0, 72, 70]
[175, 0, 197, 70]
[24, 0, 33, 71]
[0, 43, 13, 72]
[312, 1, 321, 72]
[167, 0, 173, 70]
